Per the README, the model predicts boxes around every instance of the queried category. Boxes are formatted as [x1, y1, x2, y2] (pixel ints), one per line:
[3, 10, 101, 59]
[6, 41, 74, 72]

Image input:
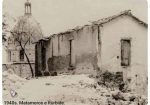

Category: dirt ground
[2, 70, 147, 105]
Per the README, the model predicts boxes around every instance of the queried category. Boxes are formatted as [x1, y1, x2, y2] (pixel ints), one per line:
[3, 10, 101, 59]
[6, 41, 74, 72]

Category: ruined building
[3, 0, 43, 77]
[35, 10, 147, 95]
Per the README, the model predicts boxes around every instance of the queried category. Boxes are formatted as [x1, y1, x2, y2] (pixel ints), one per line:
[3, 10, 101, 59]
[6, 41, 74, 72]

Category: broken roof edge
[92, 10, 148, 27]
[37, 10, 147, 42]
[39, 24, 92, 42]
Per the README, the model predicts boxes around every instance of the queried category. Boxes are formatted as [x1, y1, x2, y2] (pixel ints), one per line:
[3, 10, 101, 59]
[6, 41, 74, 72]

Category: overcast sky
[3, 0, 147, 36]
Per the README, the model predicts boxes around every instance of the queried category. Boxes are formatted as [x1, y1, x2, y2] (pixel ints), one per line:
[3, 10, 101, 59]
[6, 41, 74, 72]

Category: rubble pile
[97, 71, 124, 89]
[108, 91, 147, 105]
[94, 84, 147, 105]
[95, 70, 147, 105]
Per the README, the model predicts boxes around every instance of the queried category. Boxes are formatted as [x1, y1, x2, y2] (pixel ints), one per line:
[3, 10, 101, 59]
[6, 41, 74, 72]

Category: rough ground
[3, 70, 147, 105]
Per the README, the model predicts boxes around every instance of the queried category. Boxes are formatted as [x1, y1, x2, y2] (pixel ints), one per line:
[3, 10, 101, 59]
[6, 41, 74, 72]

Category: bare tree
[2, 14, 8, 43]
[3, 12, 16, 47]
[10, 16, 43, 78]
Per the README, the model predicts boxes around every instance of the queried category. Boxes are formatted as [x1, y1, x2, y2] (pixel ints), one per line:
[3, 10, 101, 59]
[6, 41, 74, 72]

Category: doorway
[69, 40, 72, 67]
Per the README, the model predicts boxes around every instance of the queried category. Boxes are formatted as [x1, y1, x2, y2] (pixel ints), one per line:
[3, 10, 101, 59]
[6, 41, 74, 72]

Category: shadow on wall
[47, 55, 70, 72]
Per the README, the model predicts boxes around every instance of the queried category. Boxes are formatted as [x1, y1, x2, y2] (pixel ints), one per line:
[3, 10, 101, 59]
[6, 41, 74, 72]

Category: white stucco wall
[73, 25, 98, 73]
[100, 16, 147, 95]
[44, 25, 99, 74]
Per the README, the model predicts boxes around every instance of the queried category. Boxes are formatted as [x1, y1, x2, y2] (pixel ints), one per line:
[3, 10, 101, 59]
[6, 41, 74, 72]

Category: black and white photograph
[2, 0, 148, 105]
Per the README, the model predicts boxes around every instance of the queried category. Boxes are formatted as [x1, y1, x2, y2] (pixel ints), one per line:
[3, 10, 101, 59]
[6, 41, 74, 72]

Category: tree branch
[24, 37, 30, 48]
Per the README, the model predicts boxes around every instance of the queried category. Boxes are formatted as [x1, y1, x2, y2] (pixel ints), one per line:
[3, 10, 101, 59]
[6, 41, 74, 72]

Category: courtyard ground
[3, 70, 147, 105]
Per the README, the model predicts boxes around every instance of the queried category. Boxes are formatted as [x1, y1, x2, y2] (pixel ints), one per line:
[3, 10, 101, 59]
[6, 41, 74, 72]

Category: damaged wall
[74, 25, 99, 73]
[36, 25, 100, 75]
[100, 16, 147, 95]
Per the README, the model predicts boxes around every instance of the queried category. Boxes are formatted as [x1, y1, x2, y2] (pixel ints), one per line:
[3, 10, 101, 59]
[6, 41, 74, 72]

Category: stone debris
[3, 70, 147, 105]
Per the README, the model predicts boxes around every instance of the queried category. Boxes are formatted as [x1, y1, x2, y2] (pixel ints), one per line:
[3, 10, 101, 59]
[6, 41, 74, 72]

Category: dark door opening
[42, 47, 46, 70]
[69, 40, 72, 67]
[35, 41, 46, 76]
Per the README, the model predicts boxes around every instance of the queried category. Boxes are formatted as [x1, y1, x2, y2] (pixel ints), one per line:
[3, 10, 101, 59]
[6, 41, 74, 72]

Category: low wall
[2, 63, 35, 78]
